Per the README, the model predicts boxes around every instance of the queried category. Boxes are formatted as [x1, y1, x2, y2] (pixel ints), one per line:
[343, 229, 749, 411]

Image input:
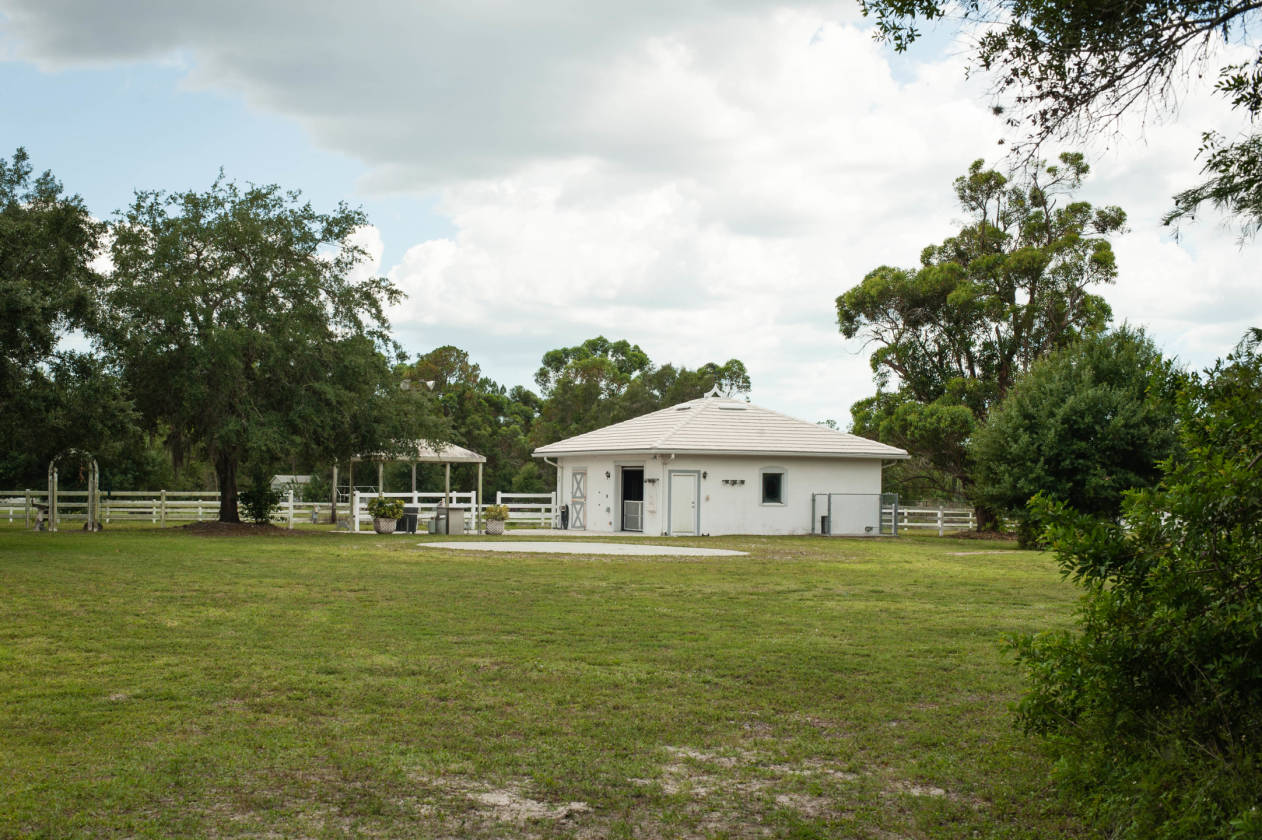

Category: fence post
[937, 507, 944, 537]
[287, 488, 295, 530]
[160, 489, 167, 528]
[352, 490, 360, 532]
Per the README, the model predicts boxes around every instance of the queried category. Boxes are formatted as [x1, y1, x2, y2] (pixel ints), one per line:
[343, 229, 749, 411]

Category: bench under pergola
[333, 443, 487, 528]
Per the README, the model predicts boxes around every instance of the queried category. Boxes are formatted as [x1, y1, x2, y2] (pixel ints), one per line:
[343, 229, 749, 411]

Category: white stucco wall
[551, 453, 886, 536]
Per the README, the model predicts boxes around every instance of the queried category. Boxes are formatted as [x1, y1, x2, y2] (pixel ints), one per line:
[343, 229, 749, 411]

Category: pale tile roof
[355, 443, 486, 464]
[533, 396, 909, 460]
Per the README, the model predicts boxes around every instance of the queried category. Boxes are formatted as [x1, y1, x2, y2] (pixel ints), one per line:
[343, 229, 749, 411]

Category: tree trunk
[216, 452, 241, 523]
[975, 504, 999, 532]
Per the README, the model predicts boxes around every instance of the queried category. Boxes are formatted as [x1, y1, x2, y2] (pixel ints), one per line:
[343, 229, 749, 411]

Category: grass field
[0, 528, 1088, 839]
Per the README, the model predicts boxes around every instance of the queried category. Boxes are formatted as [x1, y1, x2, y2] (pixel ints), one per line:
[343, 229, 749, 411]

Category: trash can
[434, 505, 449, 535]
[560, 504, 569, 530]
[445, 505, 467, 536]
[398, 505, 420, 534]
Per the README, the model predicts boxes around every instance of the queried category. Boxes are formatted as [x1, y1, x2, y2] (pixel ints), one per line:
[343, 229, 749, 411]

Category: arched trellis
[47, 449, 101, 533]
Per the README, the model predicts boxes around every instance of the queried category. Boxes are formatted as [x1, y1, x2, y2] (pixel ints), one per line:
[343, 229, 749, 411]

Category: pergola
[333, 442, 487, 527]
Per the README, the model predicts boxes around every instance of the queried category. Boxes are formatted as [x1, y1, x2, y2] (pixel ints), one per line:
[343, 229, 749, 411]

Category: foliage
[401, 346, 537, 500]
[365, 495, 404, 520]
[972, 327, 1181, 545]
[510, 461, 547, 493]
[300, 471, 331, 504]
[99, 175, 434, 522]
[482, 504, 510, 521]
[1013, 339, 1262, 839]
[839, 155, 1124, 524]
[860, 0, 1262, 236]
[0, 149, 155, 488]
[531, 336, 751, 446]
[0, 148, 103, 388]
[238, 475, 282, 524]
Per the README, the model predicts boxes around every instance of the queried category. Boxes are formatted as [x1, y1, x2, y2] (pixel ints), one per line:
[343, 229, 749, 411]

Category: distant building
[532, 392, 908, 536]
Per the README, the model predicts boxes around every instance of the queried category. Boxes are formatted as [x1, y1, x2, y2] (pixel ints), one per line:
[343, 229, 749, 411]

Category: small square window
[761, 471, 784, 504]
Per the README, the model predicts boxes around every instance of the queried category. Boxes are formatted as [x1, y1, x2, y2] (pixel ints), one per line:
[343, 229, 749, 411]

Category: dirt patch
[946, 550, 1025, 556]
[179, 521, 305, 537]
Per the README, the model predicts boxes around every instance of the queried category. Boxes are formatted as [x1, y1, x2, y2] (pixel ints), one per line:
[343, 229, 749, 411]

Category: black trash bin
[397, 505, 420, 534]
[560, 504, 569, 530]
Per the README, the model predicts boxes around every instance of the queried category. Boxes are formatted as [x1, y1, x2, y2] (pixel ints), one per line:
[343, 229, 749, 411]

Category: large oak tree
[100, 176, 423, 522]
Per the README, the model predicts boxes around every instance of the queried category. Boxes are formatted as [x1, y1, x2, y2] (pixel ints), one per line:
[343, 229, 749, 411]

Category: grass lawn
[0, 527, 1088, 839]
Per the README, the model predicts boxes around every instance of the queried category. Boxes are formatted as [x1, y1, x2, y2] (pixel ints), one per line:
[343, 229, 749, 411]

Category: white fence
[883, 505, 977, 535]
[347, 491, 560, 532]
[2, 489, 330, 530]
[496, 491, 557, 527]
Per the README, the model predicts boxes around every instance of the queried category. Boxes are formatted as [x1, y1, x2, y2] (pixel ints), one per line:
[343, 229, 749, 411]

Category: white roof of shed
[533, 395, 909, 460]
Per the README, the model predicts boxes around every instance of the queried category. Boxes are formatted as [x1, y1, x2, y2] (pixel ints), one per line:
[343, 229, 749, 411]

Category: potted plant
[366, 496, 405, 534]
[483, 504, 510, 535]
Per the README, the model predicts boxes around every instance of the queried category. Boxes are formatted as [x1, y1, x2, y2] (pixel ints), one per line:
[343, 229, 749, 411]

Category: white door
[668, 471, 699, 536]
[569, 469, 586, 530]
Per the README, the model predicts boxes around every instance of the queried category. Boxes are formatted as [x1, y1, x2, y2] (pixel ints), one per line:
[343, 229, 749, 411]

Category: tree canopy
[971, 327, 1180, 543]
[861, 0, 1262, 235]
[531, 336, 751, 446]
[839, 155, 1125, 517]
[99, 176, 429, 521]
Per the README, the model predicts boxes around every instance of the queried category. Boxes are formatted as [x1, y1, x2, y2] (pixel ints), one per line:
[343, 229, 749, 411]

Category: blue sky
[3, 2, 1257, 424]
[0, 60, 450, 267]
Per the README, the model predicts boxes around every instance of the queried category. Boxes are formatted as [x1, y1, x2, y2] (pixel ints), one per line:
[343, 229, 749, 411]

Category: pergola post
[377, 461, 384, 494]
[444, 463, 451, 506]
[476, 462, 483, 532]
[411, 463, 417, 503]
[330, 463, 339, 524]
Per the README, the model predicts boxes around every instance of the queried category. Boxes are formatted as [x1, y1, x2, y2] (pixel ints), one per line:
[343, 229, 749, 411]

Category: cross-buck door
[569, 469, 586, 530]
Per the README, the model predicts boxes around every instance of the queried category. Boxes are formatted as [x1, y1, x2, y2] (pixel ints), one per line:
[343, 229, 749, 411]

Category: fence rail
[2, 489, 331, 530]
[883, 506, 977, 535]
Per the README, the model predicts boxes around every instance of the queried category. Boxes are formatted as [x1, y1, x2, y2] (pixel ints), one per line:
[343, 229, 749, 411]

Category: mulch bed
[179, 521, 307, 537]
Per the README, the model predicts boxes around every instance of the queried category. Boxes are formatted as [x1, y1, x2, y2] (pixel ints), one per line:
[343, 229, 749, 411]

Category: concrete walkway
[422, 541, 747, 557]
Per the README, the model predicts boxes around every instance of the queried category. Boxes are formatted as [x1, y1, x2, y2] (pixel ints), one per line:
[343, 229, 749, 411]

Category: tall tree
[402, 345, 539, 498]
[100, 176, 424, 522]
[530, 337, 751, 446]
[0, 148, 102, 389]
[861, 0, 1262, 236]
[838, 154, 1125, 524]
[0, 148, 151, 488]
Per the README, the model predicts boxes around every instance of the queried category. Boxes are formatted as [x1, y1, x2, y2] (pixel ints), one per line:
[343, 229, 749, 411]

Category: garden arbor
[46, 449, 101, 532]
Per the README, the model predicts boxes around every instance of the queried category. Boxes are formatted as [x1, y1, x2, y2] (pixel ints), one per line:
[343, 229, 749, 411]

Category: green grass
[0, 528, 1088, 838]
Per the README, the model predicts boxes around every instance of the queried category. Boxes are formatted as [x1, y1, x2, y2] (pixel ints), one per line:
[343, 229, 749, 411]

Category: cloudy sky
[2, 1, 1257, 425]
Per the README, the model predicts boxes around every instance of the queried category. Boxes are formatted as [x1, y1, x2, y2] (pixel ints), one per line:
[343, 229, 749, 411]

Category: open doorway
[620, 467, 644, 531]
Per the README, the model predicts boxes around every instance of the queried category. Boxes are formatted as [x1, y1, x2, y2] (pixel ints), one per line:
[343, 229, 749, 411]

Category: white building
[532, 392, 909, 536]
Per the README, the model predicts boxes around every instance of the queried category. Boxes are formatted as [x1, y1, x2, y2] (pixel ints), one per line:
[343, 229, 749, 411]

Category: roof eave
[532, 447, 909, 460]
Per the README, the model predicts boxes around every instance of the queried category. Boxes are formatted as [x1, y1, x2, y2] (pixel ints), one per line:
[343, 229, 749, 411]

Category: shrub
[366, 496, 404, 520]
[483, 504, 510, 521]
[973, 327, 1180, 547]
[1013, 337, 1262, 839]
[238, 479, 281, 524]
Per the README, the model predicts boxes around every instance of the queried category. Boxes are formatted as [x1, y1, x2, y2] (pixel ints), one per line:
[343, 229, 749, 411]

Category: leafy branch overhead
[861, 0, 1262, 235]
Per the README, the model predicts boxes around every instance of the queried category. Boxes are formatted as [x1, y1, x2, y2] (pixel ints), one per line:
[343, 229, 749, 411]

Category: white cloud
[6, 0, 1260, 423]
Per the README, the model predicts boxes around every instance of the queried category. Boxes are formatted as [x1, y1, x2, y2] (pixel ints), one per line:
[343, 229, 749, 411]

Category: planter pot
[373, 517, 397, 535]
[485, 519, 506, 536]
